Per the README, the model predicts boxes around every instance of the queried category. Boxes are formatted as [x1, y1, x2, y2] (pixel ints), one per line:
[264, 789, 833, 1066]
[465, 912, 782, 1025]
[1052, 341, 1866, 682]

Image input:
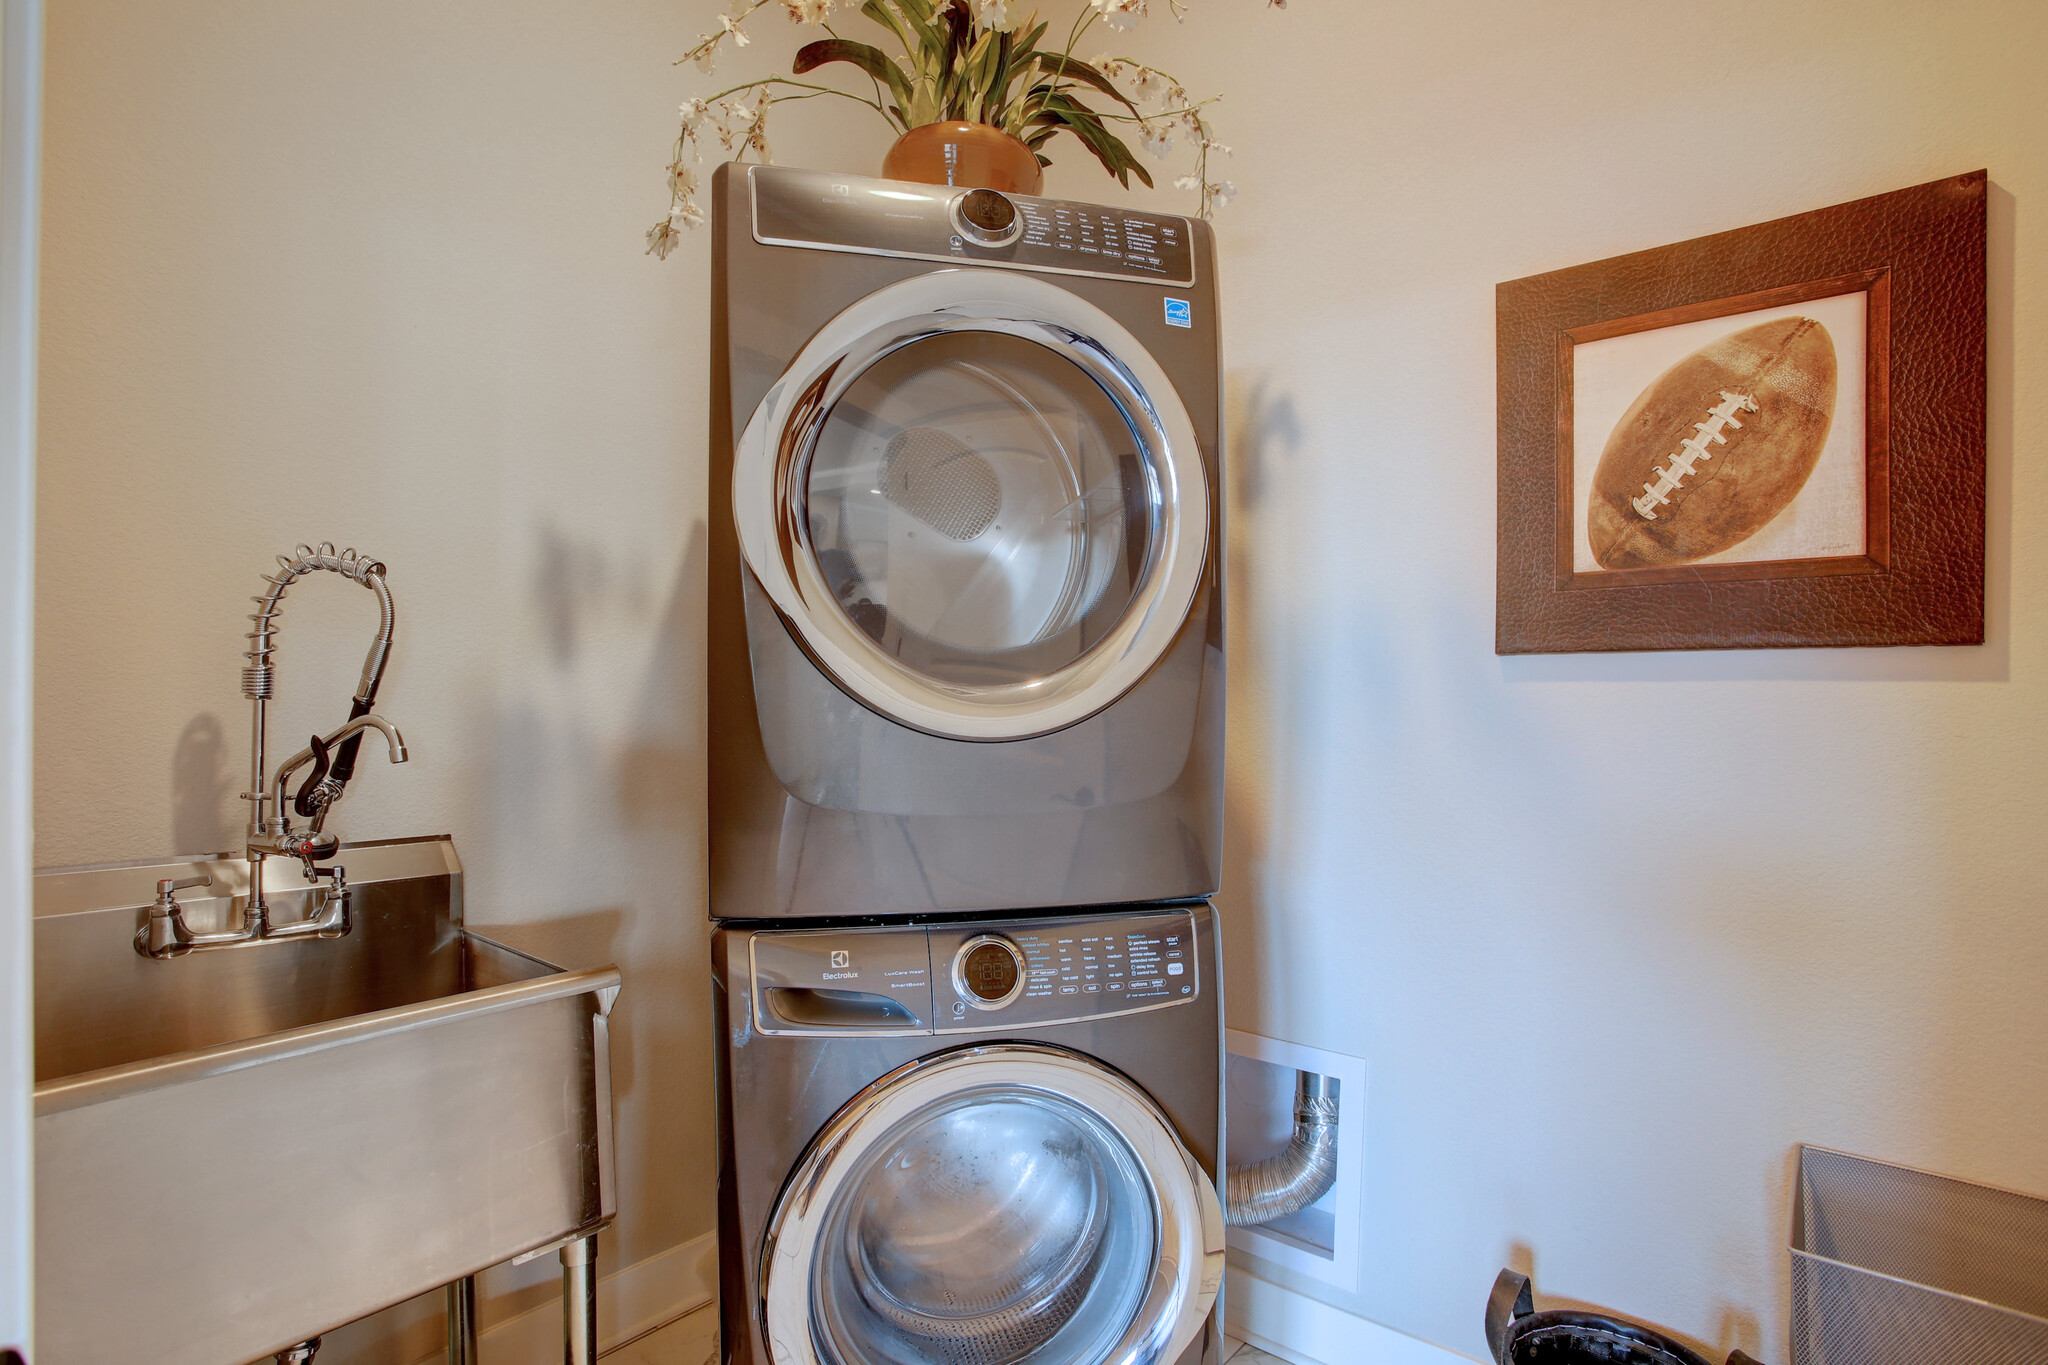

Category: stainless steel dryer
[710, 164, 1224, 920]
[712, 903, 1225, 1365]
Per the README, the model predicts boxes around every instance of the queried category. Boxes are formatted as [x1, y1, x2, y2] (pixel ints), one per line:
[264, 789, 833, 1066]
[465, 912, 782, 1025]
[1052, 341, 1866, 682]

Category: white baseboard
[405, 1230, 717, 1364]
[1227, 1268, 1474, 1365]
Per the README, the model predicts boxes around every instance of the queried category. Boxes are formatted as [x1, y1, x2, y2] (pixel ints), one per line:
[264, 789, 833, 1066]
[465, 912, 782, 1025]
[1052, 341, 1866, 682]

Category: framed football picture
[1496, 170, 1986, 653]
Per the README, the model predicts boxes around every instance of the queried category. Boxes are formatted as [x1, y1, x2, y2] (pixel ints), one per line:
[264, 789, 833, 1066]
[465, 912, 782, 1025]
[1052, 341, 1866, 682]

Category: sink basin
[32, 836, 620, 1365]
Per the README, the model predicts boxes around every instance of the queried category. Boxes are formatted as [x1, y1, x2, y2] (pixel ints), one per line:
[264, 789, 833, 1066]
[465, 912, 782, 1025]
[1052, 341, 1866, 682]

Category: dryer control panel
[749, 165, 1197, 286]
[748, 907, 1200, 1037]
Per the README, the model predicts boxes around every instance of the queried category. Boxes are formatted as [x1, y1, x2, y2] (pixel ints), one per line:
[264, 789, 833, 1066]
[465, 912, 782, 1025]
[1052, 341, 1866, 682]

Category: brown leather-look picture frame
[1496, 170, 1985, 654]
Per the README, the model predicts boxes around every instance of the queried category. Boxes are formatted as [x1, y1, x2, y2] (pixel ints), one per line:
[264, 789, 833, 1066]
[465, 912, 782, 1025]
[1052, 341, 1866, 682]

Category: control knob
[952, 934, 1025, 1009]
[950, 188, 1023, 248]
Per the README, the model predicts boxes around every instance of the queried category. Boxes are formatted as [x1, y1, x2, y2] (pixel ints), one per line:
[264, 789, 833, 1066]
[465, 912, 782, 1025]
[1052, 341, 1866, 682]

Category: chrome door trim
[759, 1042, 1224, 1365]
[734, 269, 1210, 742]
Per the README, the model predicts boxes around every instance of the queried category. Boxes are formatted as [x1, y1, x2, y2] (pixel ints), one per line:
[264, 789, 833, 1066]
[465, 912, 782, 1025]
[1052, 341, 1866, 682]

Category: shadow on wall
[603, 519, 713, 1268]
[1218, 371, 1303, 1029]
[617, 522, 708, 832]
[170, 711, 234, 855]
[532, 520, 657, 669]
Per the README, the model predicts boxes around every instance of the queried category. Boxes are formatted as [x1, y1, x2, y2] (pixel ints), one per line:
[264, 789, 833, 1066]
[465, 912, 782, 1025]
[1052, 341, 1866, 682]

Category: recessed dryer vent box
[1792, 1145, 2048, 1365]
[1225, 1030, 1366, 1291]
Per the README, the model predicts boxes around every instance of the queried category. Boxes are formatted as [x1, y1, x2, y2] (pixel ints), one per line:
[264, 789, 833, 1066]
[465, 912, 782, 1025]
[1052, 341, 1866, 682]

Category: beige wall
[36, 0, 2048, 1361]
[1095, 0, 2047, 1359]
[32, 0, 880, 1342]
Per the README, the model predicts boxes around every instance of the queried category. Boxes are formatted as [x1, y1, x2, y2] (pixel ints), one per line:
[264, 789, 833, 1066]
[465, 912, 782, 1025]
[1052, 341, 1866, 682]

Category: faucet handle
[157, 875, 213, 898]
[292, 732, 333, 818]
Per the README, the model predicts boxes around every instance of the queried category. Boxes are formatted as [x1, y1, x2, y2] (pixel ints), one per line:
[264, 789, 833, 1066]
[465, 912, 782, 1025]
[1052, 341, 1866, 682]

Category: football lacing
[1632, 391, 1759, 520]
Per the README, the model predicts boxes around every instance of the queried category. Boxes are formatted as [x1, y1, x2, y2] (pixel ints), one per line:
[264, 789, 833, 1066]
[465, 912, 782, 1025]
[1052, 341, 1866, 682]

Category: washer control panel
[750, 164, 1196, 285]
[747, 907, 1200, 1036]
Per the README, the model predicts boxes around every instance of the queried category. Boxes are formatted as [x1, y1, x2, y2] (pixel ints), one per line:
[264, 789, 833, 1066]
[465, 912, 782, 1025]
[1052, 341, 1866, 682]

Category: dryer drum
[733, 269, 1211, 741]
[760, 1044, 1225, 1365]
[806, 329, 1146, 679]
[881, 427, 1002, 543]
[815, 1091, 1145, 1365]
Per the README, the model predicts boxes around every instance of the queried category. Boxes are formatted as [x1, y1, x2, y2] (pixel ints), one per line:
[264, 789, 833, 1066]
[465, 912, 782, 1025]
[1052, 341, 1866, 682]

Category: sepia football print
[1571, 293, 1868, 575]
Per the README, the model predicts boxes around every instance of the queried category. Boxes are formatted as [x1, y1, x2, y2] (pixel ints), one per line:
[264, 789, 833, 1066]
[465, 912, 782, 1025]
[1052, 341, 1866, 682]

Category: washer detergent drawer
[750, 927, 934, 1035]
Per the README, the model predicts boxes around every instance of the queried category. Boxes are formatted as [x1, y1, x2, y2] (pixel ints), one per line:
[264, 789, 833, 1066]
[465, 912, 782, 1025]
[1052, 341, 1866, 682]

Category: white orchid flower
[973, 0, 1018, 31]
[1089, 0, 1146, 32]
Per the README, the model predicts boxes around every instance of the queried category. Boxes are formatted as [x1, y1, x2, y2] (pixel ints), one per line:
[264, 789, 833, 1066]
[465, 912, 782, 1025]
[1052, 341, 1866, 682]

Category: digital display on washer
[749, 165, 1196, 286]
[931, 910, 1199, 1031]
[961, 941, 1019, 1001]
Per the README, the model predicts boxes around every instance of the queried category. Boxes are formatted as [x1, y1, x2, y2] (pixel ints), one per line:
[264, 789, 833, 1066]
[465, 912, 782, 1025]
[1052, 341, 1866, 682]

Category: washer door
[761, 1045, 1224, 1365]
[734, 270, 1209, 741]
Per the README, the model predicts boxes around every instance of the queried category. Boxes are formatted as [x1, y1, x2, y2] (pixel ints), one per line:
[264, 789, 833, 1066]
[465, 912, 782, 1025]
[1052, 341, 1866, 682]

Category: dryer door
[734, 270, 1210, 741]
[760, 1044, 1224, 1365]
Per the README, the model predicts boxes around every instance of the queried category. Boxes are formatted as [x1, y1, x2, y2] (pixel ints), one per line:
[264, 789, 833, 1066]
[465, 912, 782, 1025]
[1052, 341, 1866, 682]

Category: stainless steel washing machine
[712, 903, 1225, 1365]
[709, 164, 1225, 920]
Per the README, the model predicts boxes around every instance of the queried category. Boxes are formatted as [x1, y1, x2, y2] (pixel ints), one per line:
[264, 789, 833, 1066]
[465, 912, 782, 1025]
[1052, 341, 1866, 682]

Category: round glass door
[811, 1088, 1153, 1365]
[806, 331, 1157, 690]
[734, 271, 1209, 741]
[760, 1046, 1223, 1365]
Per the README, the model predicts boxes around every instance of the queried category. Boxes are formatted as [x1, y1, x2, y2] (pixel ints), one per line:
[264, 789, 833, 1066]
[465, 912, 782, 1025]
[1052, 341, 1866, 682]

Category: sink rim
[32, 836, 623, 1114]
[37, 943, 620, 1115]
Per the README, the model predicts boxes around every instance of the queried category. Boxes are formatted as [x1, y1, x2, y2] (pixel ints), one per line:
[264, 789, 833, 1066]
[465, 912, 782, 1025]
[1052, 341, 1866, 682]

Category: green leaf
[873, 0, 943, 62]
[1031, 93, 1153, 188]
[1031, 53, 1139, 115]
[794, 38, 914, 110]
[982, 31, 1012, 125]
[859, 0, 911, 48]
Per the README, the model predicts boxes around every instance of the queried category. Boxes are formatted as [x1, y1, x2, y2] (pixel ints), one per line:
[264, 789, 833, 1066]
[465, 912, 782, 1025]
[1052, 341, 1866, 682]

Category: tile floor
[604, 1303, 1290, 1365]
[602, 1300, 717, 1365]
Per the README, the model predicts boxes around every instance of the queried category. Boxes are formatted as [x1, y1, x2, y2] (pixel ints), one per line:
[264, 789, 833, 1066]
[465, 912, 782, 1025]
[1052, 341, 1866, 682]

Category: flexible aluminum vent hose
[1225, 1071, 1339, 1228]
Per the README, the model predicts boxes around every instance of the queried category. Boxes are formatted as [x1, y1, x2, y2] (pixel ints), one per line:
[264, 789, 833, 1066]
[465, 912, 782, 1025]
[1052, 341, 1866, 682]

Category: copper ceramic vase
[882, 121, 1044, 195]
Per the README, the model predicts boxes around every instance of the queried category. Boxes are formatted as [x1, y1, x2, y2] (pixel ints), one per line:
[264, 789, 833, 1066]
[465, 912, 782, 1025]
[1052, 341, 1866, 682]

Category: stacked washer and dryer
[707, 163, 1228, 1365]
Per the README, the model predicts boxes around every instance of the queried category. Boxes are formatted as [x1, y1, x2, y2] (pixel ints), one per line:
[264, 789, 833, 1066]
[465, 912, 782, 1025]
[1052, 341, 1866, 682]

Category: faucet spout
[240, 543, 396, 840]
[268, 714, 408, 828]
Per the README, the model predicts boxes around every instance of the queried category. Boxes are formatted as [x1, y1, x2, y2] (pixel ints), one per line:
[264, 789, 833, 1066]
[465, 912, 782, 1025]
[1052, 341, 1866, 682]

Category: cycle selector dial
[951, 188, 1023, 247]
[952, 935, 1025, 1009]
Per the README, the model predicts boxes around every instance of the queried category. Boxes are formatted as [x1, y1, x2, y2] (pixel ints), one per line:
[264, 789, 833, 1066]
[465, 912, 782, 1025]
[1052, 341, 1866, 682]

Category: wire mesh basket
[1793, 1146, 2048, 1365]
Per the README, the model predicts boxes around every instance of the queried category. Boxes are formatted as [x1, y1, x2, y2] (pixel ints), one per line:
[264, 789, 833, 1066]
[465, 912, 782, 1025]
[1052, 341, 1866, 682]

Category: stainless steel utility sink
[32, 836, 620, 1365]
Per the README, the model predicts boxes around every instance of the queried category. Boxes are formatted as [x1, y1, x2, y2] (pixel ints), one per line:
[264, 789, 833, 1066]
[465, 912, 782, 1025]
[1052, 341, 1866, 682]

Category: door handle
[764, 987, 918, 1030]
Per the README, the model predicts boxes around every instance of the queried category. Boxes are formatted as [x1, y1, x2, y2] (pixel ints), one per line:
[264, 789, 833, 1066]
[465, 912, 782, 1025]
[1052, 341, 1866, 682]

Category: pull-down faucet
[138, 543, 409, 959]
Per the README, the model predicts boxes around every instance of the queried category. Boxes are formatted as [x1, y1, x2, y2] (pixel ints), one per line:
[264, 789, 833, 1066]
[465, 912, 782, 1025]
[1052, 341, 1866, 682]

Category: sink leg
[275, 1339, 321, 1364]
[446, 1275, 479, 1364]
[561, 1235, 598, 1365]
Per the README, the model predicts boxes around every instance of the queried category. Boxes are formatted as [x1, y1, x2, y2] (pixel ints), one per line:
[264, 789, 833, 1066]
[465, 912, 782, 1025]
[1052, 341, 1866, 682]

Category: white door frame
[0, 0, 41, 1356]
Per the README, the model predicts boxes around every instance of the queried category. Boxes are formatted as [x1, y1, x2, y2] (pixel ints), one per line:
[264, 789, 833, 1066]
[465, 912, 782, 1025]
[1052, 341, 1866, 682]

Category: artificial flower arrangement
[648, 0, 1285, 258]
